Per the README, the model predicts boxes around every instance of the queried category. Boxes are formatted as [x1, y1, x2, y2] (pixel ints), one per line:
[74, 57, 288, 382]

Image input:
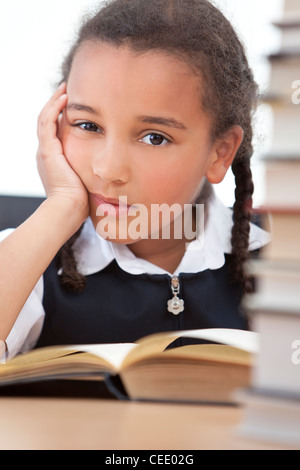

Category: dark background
[0, 195, 45, 230]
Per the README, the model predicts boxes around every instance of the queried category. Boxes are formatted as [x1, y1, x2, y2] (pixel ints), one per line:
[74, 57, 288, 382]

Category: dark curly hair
[57, 0, 258, 294]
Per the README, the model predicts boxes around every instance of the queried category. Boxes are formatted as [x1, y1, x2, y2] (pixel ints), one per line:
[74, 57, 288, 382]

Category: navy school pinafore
[35, 254, 249, 349]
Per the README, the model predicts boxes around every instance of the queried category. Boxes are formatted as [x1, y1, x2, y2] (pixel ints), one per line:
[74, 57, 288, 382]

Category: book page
[1, 329, 257, 374]
[2, 346, 81, 368]
[64, 343, 138, 370]
[122, 328, 258, 369]
[162, 344, 252, 366]
[1, 343, 137, 375]
[176, 329, 258, 353]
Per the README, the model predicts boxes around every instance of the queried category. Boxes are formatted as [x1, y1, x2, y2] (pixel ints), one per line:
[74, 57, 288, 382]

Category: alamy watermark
[291, 80, 300, 105]
[291, 340, 300, 365]
[96, 196, 205, 248]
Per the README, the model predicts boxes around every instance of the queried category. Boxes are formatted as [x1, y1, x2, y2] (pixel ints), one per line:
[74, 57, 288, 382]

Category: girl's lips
[91, 193, 130, 217]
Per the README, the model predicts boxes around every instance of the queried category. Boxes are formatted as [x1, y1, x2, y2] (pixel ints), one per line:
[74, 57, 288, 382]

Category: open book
[0, 328, 258, 404]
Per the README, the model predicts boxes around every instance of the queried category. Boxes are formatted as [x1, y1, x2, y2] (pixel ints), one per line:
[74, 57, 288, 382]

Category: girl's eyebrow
[138, 115, 187, 131]
[67, 103, 187, 131]
[67, 102, 97, 114]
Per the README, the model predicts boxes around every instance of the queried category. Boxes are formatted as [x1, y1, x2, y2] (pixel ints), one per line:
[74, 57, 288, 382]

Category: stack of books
[237, 0, 300, 446]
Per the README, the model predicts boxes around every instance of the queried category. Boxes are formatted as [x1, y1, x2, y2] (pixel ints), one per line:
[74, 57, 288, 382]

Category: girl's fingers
[37, 83, 67, 139]
[47, 82, 67, 106]
[38, 82, 66, 119]
[36, 83, 88, 209]
[37, 86, 68, 157]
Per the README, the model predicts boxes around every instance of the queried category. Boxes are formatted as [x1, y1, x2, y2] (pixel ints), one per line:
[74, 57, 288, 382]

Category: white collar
[71, 191, 271, 277]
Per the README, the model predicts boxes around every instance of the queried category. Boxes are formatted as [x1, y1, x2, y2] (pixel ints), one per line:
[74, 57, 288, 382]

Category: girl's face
[60, 42, 238, 244]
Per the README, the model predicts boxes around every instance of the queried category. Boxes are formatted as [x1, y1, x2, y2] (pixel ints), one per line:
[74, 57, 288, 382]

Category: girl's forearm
[0, 196, 87, 341]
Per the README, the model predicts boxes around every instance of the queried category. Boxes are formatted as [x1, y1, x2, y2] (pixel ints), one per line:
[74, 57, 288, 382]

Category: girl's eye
[73, 122, 101, 133]
[140, 133, 170, 146]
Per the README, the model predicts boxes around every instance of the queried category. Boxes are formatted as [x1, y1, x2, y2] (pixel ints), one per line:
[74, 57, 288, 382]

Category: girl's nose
[92, 139, 130, 184]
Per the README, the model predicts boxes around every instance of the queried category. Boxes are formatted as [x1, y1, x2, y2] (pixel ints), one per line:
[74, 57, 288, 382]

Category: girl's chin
[91, 218, 143, 244]
[90, 208, 151, 244]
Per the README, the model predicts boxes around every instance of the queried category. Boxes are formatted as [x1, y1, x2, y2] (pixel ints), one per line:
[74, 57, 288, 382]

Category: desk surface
[0, 397, 296, 450]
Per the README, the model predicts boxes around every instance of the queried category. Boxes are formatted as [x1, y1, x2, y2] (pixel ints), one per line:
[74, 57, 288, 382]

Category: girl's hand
[36, 83, 89, 221]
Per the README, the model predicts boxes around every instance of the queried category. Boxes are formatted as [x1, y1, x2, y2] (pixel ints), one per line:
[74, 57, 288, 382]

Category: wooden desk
[0, 398, 296, 450]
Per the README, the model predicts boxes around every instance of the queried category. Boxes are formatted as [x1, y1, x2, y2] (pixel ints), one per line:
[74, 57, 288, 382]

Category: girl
[0, 0, 269, 360]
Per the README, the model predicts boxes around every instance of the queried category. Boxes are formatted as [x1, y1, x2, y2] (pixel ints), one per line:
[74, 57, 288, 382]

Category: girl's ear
[206, 125, 244, 184]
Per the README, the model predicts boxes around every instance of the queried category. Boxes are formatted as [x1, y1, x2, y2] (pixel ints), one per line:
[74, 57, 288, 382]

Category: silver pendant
[167, 276, 184, 315]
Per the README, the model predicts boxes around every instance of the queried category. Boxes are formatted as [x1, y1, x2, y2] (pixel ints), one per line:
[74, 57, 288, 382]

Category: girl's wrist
[40, 195, 89, 239]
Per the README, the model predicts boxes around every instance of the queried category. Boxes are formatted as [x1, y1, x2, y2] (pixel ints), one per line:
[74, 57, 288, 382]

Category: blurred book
[282, 0, 300, 18]
[258, 208, 300, 261]
[265, 99, 300, 156]
[236, 389, 300, 447]
[267, 52, 300, 99]
[262, 158, 300, 207]
[247, 259, 300, 307]
[246, 302, 300, 394]
[273, 19, 300, 50]
[238, 0, 300, 447]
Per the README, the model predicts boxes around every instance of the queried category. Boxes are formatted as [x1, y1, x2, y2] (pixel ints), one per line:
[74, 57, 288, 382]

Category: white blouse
[0, 192, 270, 360]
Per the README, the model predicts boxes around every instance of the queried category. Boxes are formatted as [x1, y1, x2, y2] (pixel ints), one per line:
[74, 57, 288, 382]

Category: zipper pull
[167, 276, 184, 315]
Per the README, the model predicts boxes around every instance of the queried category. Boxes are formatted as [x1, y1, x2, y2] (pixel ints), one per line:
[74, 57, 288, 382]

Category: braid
[230, 154, 255, 294]
[57, 225, 86, 292]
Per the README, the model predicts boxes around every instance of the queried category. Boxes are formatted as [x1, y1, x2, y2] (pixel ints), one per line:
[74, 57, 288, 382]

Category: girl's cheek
[59, 120, 78, 164]
[60, 132, 80, 170]
[59, 115, 80, 162]
[63, 141, 83, 170]
[143, 167, 191, 204]
[60, 133, 71, 161]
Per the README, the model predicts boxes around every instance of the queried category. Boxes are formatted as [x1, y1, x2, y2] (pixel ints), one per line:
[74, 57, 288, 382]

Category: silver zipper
[167, 275, 184, 315]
